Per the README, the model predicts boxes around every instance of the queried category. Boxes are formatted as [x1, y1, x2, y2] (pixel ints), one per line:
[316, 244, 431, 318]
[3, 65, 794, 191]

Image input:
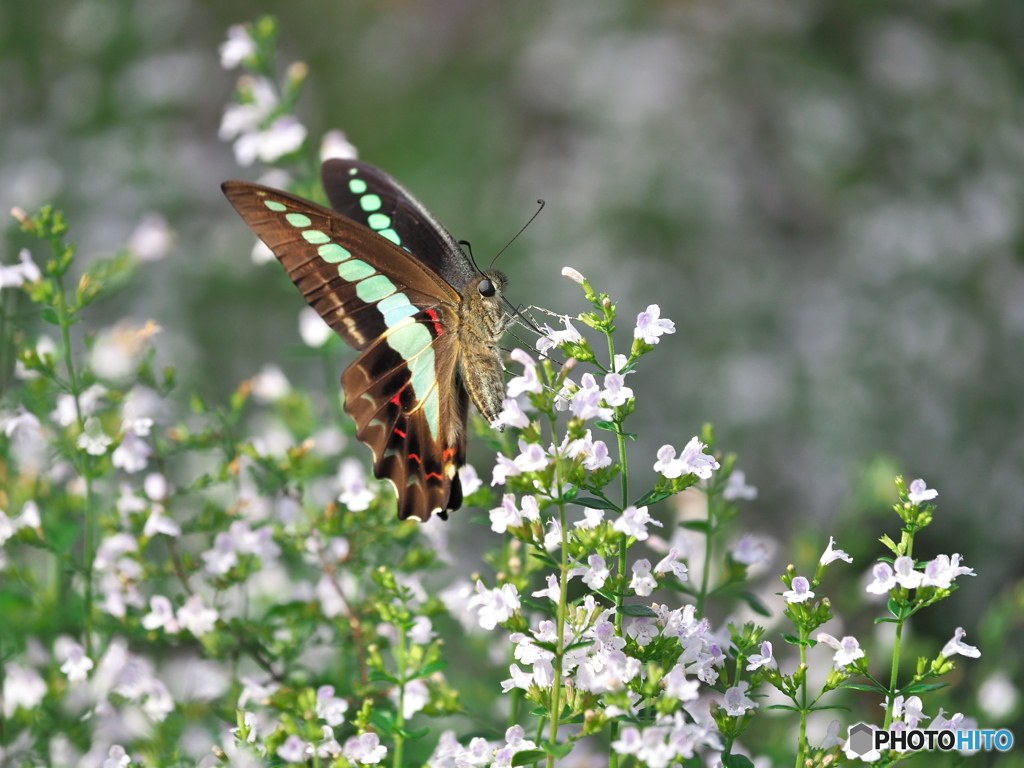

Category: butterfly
[222, 160, 510, 521]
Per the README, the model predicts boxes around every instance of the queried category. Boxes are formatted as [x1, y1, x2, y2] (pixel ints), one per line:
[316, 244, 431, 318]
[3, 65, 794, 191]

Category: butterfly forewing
[221, 180, 472, 521]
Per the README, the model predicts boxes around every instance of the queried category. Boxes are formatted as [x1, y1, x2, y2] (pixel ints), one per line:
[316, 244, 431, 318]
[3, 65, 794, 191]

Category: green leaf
[618, 604, 658, 617]
[680, 520, 710, 533]
[765, 704, 800, 711]
[369, 670, 399, 684]
[633, 489, 673, 507]
[736, 591, 772, 617]
[838, 682, 886, 693]
[415, 660, 448, 678]
[780, 633, 807, 646]
[722, 754, 755, 768]
[40, 308, 60, 325]
[541, 741, 573, 758]
[898, 682, 949, 695]
[575, 496, 619, 511]
[520, 598, 557, 617]
[511, 750, 547, 766]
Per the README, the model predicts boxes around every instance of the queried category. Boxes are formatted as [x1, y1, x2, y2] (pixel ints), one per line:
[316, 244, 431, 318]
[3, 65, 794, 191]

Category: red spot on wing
[390, 388, 404, 407]
[425, 472, 444, 481]
[442, 447, 456, 460]
[394, 428, 407, 439]
[408, 453, 422, 463]
[425, 308, 445, 336]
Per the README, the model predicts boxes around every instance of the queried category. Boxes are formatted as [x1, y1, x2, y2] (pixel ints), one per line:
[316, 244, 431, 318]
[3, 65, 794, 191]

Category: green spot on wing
[378, 228, 401, 245]
[367, 213, 391, 230]
[360, 194, 383, 212]
[285, 213, 312, 228]
[356, 274, 397, 303]
[378, 293, 418, 327]
[337, 260, 375, 281]
[318, 243, 351, 263]
[264, 200, 287, 212]
[349, 179, 368, 194]
[302, 229, 331, 244]
[387, 321, 432, 361]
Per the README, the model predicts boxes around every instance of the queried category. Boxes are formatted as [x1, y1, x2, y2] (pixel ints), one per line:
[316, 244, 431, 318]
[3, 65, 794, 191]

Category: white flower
[662, 665, 700, 701]
[820, 536, 853, 565]
[220, 24, 257, 69]
[723, 469, 758, 500]
[143, 507, 181, 538]
[907, 478, 938, 504]
[343, 732, 387, 764]
[626, 617, 659, 647]
[941, 627, 981, 659]
[459, 464, 482, 496]
[250, 363, 291, 401]
[816, 633, 865, 668]
[535, 316, 583, 355]
[59, 642, 94, 682]
[723, 681, 757, 715]
[507, 348, 542, 397]
[782, 576, 814, 603]
[142, 595, 180, 633]
[634, 304, 675, 344]
[865, 562, 897, 594]
[561, 266, 585, 284]
[570, 373, 614, 421]
[2, 663, 47, 717]
[320, 129, 358, 161]
[103, 745, 132, 768]
[0, 511, 14, 546]
[654, 437, 719, 480]
[316, 685, 350, 726]
[490, 494, 524, 534]
[395, 679, 429, 718]
[654, 548, 688, 581]
[732, 535, 770, 565]
[339, 459, 375, 511]
[602, 373, 633, 406]
[612, 505, 663, 541]
[570, 554, 610, 589]
[128, 213, 175, 261]
[176, 594, 219, 636]
[112, 430, 151, 473]
[491, 397, 530, 429]
[491, 452, 521, 485]
[299, 307, 333, 347]
[468, 580, 520, 631]
[629, 559, 658, 597]
[513, 440, 549, 472]
[144, 472, 168, 501]
[409, 616, 435, 645]
[0, 249, 42, 288]
[563, 430, 611, 470]
[532, 573, 560, 602]
[78, 417, 112, 455]
[574, 507, 605, 529]
[277, 734, 311, 763]
[920, 554, 975, 589]
[202, 532, 238, 575]
[892, 556, 922, 589]
[234, 115, 308, 166]
[746, 641, 776, 670]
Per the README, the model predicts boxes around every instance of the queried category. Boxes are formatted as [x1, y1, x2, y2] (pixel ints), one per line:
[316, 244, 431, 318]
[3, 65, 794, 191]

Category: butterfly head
[473, 270, 508, 300]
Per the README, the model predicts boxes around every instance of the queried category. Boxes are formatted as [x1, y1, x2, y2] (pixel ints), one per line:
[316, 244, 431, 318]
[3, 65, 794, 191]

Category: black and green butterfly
[222, 160, 509, 521]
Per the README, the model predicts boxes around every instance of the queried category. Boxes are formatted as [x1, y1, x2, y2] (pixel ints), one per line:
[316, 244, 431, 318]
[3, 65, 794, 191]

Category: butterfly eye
[478, 278, 496, 297]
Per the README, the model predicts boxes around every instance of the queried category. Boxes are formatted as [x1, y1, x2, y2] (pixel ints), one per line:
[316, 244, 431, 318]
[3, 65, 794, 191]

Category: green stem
[884, 530, 914, 729]
[546, 422, 570, 768]
[794, 628, 810, 768]
[697, 505, 714, 616]
[393, 622, 407, 768]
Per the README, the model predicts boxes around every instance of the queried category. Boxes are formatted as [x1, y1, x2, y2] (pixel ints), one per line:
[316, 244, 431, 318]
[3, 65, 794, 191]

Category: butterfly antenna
[457, 239, 485, 276]
[488, 199, 545, 270]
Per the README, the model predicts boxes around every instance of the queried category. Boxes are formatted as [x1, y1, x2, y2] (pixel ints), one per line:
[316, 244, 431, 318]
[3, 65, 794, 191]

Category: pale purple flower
[941, 627, 980, 659]
[563, 430, 611, 470]
[732, 535, 770, 565]
[2, 663, 47, 717]
[610, 726, 643, 757]
[143, 507, 181, 538]
[820, 536, 853, 565]
[501, 663, 534, 692]
[202, 532, 238, 575]
[409, 616, 435, 645]
[468, 580, 520, 630]
[574, 507, 605, 529]
[491, 452, 521, 485]
[570, 554, 610, 589]
[723, 469, 758, 500]
[103, 746, 131, 768]
[112, 430, 152, 473]
[613, 505, 663, 541]
[490, 494, 524, 534]
[128, 213, 175, 261]
[233, 115, 308, 166]
[491, 397, 530, 429]
[507, 348, 542, 397]
[677, 436, 720, 479]
[907, 478, 938, 504]
[783, 576, 815, 603]
[3, 406, 42, 438]
[662, 665, 700, 701]
[627, 617, 659, 647]
[654, 548, 688, 581]
[891, 695, 928, 729]
[176, 594, 218, 636]
[893, 556, 922, 589]
[630, 559, 658, 597]
[318, 725, 343, 758]
[513, 440, 549, 472]
[602, 373, 633, 406]
[817, 633, 865, 668]
[0, 249, 41, 288]
[459, 464, 482, 496]
[143, 472, 169, 501]
[921, 554, 975, 589]
[634, 304, 675, 344]
[820, 720, 844, 749]
[249, 363, 290, 401]
[561, 266, 585, 284]
[317, 685, 350, 726]
[570, 373, 614, 421]
[543, 517, 562, 550]
[395, 679, 429, 718]
[277, 734, 310, 763]
[59, 642, 93, 682]
[220, 24, 257, 69]
[343, 732, 387, 764]
[142, 595, 180, 633]
[723, 681, 757, 715]
[78, 417, 112, 456]
[531, 573, 560, 602]
[866, 562, 897, 594]
[299, 306, 332, 347]
[339, 458, 375, 511]
[535, 316, 583, 355]
[320, 129, 358, 161]
[746, 641, 776, 670]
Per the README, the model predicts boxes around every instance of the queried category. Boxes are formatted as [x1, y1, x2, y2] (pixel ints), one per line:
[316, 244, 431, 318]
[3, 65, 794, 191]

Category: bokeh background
[3, 0, 1023, 740]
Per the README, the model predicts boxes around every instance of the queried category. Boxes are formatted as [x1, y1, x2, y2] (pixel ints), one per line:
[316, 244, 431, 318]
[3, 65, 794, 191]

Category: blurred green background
[2, 0, 1023, 732]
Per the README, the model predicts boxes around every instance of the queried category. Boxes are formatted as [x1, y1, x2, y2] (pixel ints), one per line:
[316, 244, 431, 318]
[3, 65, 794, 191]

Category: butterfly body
[222, 160, 509, 521]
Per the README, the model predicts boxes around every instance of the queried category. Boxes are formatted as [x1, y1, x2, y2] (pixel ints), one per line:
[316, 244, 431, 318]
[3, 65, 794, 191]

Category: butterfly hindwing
[221, 180, 470, 520]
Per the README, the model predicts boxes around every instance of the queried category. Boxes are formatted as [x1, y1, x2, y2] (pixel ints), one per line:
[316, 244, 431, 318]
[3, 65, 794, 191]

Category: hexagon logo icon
[848, 723, 874, 756]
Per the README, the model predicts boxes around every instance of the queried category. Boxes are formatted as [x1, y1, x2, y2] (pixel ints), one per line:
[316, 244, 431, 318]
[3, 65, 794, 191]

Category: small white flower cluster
[0, 249, 41, 289]
[426, 725, 537, 768]
[653, 437, 720, 480]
